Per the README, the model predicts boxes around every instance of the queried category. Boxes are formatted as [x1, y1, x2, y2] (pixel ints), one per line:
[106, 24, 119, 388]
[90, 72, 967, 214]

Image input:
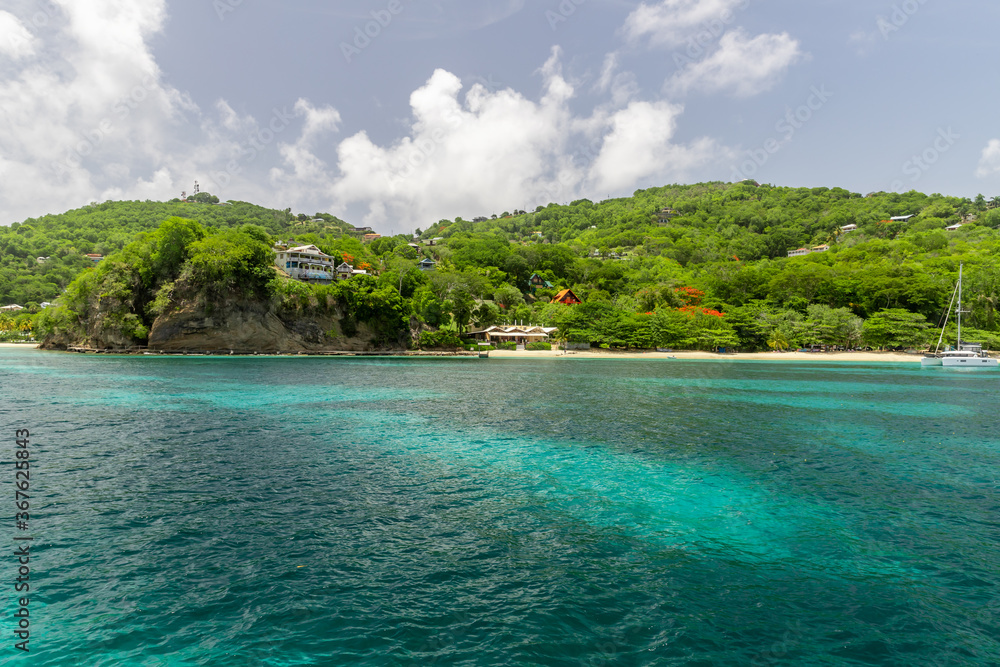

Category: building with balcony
[274, 244, 336, 282]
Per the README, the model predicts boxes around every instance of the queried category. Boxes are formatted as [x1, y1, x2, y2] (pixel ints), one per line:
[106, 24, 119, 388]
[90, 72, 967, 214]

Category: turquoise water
[3, 348, 1000, 665]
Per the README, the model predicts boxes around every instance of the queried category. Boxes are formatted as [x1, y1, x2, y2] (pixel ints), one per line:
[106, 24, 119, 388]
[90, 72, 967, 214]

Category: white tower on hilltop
[193, 181, 200, 195]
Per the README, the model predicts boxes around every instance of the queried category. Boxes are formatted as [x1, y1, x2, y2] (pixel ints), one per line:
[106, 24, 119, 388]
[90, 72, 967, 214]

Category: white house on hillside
[274, 244, 336, 282]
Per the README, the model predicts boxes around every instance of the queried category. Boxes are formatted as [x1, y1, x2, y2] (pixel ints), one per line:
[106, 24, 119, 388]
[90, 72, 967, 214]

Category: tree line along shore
[4, 182, 1000, 353]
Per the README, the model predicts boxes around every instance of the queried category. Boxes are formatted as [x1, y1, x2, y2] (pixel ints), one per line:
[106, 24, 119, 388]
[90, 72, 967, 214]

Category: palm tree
[768, 330, 790, 351]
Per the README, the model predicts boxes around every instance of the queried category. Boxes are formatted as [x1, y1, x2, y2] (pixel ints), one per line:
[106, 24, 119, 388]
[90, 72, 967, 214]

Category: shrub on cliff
[418, 330, 463, 348]
[36, 218, 275, 347]
[187, 226, 275, 298]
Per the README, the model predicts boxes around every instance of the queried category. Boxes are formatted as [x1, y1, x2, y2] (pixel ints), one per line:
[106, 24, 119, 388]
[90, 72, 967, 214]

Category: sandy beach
[0, 342, 925, 362]
[488, 349, 922, 362]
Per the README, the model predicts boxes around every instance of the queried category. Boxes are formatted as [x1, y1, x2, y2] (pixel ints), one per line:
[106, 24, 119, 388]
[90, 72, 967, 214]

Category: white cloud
[0, 5, 734, 232]
[976, 139, 1000, 178]
[848, 29, 877, 56]
[311, 50, 731, 229]
[269, 100, 342, 199]
[594, 53, 640, 108]
[623, 0, 747, 48]
[0, 0, 211, 220]
[0, 10, 36, 59]
[589, 101, 726, 192]
[0, 0, 317, 222]
[667, 29, 803, 97]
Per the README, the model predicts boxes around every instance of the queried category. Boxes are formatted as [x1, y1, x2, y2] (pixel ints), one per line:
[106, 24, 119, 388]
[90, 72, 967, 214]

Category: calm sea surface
[2, 348, 999, 665]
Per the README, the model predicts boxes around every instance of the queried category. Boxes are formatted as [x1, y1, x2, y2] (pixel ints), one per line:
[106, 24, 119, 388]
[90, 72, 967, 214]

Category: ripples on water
[3, 349, 999, 665]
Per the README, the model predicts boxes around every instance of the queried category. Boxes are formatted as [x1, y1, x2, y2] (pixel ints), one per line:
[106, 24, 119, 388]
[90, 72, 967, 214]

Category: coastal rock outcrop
[146, 299, 376, 352]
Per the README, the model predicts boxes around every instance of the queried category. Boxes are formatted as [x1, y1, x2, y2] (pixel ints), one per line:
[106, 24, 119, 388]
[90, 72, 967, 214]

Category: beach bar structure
[467, 325, 558, 345]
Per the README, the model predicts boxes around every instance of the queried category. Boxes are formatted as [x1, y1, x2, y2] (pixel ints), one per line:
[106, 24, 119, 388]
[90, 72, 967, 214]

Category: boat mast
[933, 280, 959, 354]
[956, 263, 963, 350]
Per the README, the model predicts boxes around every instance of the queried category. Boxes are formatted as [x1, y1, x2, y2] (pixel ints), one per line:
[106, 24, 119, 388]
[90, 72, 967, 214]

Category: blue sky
[1, 0, 999, 232]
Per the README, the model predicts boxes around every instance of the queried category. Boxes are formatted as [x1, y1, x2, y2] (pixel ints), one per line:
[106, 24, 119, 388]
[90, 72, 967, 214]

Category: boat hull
[940, 357, 997, 368]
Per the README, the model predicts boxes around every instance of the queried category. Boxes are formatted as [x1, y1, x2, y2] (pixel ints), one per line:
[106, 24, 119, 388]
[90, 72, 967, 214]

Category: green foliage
[497, 341, 518, 350]
[862, 309, 931, 348]
[0, 199, 350, 305]
[526, 341, 552, 351]
[331, 275, 409, 345]
[17, 183, 1000, 353]
[418, 330, 464, 348]
[187, 226, 275, 297]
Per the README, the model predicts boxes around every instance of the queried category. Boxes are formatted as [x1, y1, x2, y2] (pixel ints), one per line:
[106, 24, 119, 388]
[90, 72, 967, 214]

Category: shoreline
[1, 342, 927, 363]
[487, 350, 921, 362]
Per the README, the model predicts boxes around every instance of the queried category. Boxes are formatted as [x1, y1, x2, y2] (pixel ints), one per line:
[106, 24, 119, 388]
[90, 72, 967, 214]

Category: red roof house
[552, 289, 582, 305]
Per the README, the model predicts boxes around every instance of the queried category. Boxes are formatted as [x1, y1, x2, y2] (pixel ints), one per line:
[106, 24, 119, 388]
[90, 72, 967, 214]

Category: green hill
[11, 182, 1000, 352]
[0, 198, 352, 306]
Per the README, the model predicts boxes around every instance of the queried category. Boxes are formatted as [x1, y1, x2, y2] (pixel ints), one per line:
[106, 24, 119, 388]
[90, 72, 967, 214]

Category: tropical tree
[862, 309, 931, 349]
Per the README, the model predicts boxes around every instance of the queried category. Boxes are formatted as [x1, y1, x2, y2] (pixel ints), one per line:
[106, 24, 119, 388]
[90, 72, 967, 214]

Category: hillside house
[335, 262, 369, 280]
[787, 248, 811, 257]
[528, 273, 553, 294]
[418, 259, 437, 272]
[656, 208, 678, 225]
[275, 244, 335, 282]
[552, 289, 582, 305]
[840, 224, 858, 233]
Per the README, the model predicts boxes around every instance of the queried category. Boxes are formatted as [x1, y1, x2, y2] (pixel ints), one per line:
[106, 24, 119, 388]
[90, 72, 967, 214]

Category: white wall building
[274, 245, 336, 282]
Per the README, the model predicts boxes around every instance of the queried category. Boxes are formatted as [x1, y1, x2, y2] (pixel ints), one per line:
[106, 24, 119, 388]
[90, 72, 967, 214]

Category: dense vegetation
[0, 199, 351, 306]
[410, 183, 1000, 350]
[12, 182, 1000, 351]
[33, 216, 410, 348]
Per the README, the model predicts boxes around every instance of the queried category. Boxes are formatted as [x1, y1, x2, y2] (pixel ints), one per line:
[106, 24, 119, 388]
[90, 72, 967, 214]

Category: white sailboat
[921, 264, 998, 368]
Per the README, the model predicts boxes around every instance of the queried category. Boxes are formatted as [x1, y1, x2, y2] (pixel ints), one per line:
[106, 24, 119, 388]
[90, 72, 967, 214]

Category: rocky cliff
[146, 299, 382, 352]
[41, 290, 411, 353]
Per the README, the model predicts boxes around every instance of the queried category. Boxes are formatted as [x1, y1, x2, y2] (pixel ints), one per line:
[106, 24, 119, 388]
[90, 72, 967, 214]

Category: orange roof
[553, 289, 581, 304]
